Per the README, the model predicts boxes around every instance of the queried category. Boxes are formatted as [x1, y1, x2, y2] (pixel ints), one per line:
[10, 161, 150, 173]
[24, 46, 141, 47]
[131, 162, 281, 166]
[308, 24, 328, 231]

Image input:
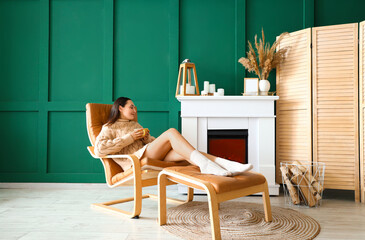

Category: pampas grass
[238, 29, 289, 80]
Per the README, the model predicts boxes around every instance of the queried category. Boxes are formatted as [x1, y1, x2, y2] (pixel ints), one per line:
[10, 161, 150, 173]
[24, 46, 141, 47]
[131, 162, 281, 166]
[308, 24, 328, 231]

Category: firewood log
[292, 160, 314, 181]
[289, 165, 303, 177]
[292, 161, 308, 173]
[291, 161, 323, 193]
[291, 174, 317, 207]
[280, 166, 300, 204]
[314, 192, 322, 201]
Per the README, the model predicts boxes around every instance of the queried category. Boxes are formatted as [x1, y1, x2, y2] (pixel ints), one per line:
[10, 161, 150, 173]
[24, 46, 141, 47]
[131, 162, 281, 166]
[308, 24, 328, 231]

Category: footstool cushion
[164, 165, 266, 193]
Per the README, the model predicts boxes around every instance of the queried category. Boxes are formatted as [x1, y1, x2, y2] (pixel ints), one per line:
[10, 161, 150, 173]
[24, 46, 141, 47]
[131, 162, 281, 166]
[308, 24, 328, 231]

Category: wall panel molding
[303, 0, 314, 28]
[39, 0, 49, 175]
[0, 0, 41, 102]
[49, 0, 105, 102]
[168, 0, 180, 129]
[235, 0, 246, 94]
[104, 0, 114, 102]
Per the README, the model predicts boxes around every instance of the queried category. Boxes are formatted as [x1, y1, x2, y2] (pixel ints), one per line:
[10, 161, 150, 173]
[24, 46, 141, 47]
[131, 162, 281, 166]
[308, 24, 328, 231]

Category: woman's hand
[131, 129, 144, 140]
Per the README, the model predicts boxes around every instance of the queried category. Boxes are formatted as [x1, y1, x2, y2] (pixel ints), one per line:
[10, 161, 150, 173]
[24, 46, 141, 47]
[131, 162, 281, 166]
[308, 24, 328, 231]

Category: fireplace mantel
[177, 95, 279, 195]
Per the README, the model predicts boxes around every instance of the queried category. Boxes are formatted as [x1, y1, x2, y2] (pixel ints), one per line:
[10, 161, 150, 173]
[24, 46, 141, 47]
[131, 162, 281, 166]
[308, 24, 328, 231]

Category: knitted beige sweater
[94, 119, 155, 171]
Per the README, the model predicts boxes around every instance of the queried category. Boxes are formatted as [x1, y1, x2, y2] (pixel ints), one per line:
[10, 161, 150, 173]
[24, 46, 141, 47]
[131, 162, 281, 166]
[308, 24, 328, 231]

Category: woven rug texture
[161, 201, 320, 240]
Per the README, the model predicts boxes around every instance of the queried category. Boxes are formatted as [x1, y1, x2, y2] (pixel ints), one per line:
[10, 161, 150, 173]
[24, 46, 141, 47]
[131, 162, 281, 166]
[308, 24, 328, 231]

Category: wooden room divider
[277, 22, 365, 202]
[276, 28, 312, 184]
[313, 23, 359, 201]
[360, 21, 365, 203]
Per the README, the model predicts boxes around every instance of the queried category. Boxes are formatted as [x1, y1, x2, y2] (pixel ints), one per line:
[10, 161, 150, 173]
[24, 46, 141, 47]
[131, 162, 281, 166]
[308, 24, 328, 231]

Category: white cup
[217, 88, 224, 96]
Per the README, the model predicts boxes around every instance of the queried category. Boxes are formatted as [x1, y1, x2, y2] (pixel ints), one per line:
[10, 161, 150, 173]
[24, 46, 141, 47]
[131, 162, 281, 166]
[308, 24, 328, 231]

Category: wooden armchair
[86, 103, 190, 218]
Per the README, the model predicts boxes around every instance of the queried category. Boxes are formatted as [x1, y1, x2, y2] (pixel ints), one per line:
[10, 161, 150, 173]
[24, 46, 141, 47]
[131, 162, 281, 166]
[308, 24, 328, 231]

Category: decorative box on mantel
[177, 95, 279, 195]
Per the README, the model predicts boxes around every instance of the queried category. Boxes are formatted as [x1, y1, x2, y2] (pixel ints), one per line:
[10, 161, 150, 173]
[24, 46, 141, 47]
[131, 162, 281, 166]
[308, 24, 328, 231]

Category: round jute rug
[161, 201, 320, 240]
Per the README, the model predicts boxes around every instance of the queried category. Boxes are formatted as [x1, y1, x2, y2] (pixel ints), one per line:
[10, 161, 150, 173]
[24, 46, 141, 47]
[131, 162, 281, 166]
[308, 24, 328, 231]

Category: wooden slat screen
[276, 28, 312, 183]
[312, 23, 359, 201]
[360, 21, 365, 203]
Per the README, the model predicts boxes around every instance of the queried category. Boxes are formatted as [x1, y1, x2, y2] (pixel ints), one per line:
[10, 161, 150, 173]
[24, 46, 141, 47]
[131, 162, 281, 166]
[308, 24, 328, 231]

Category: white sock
[190, 150, 232, 177]
[215, 157, 253, 176]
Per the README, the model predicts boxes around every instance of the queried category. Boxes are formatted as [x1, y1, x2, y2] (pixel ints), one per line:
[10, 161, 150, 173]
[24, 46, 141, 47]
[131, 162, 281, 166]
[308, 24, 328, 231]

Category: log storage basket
[280, 161, 325, 207]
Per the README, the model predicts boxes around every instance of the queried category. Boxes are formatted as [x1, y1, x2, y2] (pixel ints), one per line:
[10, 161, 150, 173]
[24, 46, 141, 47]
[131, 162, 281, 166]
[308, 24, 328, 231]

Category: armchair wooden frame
[86, 103, 191, 219]
[87, 147, 190, 218]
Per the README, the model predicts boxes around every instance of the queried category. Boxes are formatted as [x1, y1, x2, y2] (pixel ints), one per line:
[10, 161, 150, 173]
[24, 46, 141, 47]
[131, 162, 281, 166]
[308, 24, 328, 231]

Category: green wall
[0, 0, 364, 183]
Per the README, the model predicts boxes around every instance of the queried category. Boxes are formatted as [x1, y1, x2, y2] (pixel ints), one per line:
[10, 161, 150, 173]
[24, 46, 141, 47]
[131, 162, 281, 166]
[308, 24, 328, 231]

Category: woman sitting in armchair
[94, 97, 253, 176]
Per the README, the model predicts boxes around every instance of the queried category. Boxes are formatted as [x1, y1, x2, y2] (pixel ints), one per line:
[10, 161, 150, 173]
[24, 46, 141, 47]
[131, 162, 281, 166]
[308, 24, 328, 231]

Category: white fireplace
[177, 95, 279, 195]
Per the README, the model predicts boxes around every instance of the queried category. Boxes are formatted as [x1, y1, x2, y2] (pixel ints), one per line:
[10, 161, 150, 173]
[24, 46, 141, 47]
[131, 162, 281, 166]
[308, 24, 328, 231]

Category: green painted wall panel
[180, 0, 236, 95]
[246, 0, 303, 92]
[0, 0, 40, 102]
[114, 0, 170, 101]
[0, 0, 364, 182]
[0, 112, 38, 173]
[315, 0, 365, 27]
[49, 0, 105, 102]
[137, 111, 169, 138]
[47, 112, 98, 173]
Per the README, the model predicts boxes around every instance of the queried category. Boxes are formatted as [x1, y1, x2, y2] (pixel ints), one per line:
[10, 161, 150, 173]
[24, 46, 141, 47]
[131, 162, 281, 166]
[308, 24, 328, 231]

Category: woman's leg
[143, 128, 194, 161]
[202, 152, 253, 176]
[163, 150, 221, 162]
[163, 150, 230, 162]
[144, 128, 231, 176]
[164, 149, 186, 162]
[163, 150, 253, 176]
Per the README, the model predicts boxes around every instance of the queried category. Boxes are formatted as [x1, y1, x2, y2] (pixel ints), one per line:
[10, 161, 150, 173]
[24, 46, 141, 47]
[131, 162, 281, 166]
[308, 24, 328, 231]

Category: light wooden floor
[0, 183, 364, 240]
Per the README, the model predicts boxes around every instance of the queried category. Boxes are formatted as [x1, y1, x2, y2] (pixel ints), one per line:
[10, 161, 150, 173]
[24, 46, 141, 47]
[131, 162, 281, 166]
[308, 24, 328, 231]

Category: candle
[213, 92, 219, 96]
[209, 84, 216, 93]
[186, 83, 191, 94]
[201, 90, 208, 96]
[190, 85, 195, 94]
[217, 88, 224, 96]
[204, 81, 210, 93]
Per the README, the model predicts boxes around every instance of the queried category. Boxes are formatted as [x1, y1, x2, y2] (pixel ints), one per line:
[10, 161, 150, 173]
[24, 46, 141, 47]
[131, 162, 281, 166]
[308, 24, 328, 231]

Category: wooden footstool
[158, 165, 272, 240]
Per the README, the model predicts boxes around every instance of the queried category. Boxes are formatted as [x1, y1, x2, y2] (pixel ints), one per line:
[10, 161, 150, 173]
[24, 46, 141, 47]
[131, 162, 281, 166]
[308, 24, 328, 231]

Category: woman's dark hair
[106, 97, 131, 125]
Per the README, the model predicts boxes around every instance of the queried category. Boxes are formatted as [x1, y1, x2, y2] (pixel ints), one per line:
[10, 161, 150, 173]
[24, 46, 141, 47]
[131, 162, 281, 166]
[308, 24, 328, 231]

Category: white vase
[259, 79, 270, 95]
